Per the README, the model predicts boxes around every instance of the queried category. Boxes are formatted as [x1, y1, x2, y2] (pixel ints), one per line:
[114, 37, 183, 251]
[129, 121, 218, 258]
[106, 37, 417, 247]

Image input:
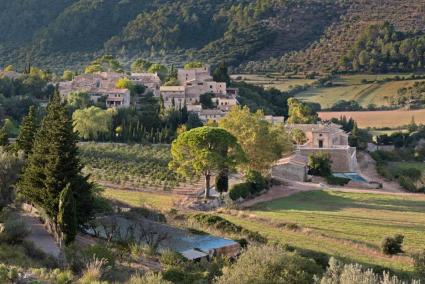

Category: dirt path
[20, 212, 61, 258]
[357, 151, 404, 193]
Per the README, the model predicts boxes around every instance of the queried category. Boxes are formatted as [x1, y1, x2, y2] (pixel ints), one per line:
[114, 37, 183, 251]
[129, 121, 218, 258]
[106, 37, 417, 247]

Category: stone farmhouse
[159, 65, 238, 121]
[273, 123, 358, 182]
[58, 72, 131, 108]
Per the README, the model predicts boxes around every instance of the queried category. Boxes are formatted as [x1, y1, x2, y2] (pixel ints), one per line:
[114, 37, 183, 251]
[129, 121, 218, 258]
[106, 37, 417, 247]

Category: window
[318, 140, 324, 148]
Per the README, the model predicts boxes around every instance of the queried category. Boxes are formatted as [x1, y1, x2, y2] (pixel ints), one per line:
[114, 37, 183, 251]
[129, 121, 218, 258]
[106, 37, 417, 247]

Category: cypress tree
[58, 183, 77, 245]
[15, 106, 38, 156]
[0, 126, 8, 146]
[18, 91, 94, 229]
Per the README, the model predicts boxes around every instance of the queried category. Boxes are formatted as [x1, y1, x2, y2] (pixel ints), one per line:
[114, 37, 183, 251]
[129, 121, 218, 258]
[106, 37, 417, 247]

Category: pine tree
[18, 91, 94, 229]
[58, 183, 77, 245]
[0, 126, 8, 146]
[15, 106, 38, 156]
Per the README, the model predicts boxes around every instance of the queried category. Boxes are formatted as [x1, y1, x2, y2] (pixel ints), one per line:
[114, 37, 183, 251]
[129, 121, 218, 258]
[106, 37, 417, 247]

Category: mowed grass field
[296, 75, 425, 108]
[102, 187, 425, 275]
[101, 188, 176, 210]
[318, 109, 425, 128]
[231, 74, 316, 91]
[221, 190, 425, 275]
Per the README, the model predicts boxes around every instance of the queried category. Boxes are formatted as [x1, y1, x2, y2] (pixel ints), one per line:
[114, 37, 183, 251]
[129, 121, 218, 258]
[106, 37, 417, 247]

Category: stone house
[198, 109, 227, 122]
[272, 153, 308, 182]
[58, 72, 131, 108]
[129, 72, 161, 96]
[273, 123, 358, 181]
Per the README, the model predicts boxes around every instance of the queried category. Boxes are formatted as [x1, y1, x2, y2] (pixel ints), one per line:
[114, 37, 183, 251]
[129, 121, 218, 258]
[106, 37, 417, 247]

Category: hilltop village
[58, 65, 238, 122]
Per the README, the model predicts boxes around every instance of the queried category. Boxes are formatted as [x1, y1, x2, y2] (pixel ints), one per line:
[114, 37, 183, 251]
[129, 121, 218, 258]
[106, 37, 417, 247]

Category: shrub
[229, 183, 251, 200]
[325, 175, 350, 186]
[216, 245, 322, 284]
[398, 176, 417, 192]
[381, 234, 404, 255]
[160, 249, 185, 268]
[130, 243, 156, 258]
[82, 244, 115, 267]
[245, 170, 267, 193]
[307, 152, 332, 177]
[128, 272, 172, 284]
[215, 171, 229, 194]
[398, 167, 422, 181]
[317, 257, 415, 283]
[0, 215, 30, 244]
[413, 250, 425, 277]
[79, 257, 107, 284]
[189, 214, 267, 243]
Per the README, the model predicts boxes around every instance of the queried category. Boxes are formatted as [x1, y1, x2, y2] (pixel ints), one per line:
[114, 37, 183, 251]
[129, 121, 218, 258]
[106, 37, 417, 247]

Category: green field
[222, 190, 425, 275]
[79, 143, 187, 190]
[231, 74, 316, 91]
[297, 76, 425, 108]
[101, 188, 176, 210]
[103, 187, 425, 275]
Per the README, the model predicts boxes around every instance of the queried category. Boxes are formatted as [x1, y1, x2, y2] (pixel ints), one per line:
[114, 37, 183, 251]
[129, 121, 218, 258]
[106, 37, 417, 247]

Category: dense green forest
[339, 23, 425, 73]
[0, 0, 343, 71]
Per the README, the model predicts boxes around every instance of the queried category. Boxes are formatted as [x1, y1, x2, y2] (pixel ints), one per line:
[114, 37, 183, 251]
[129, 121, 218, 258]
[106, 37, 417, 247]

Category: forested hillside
[0, 0, 344, 71]
[0, 0, 424, 73]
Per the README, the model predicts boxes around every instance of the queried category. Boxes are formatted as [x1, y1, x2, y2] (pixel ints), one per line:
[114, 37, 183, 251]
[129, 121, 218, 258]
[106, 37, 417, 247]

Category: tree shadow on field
[253, 190, 425, 214]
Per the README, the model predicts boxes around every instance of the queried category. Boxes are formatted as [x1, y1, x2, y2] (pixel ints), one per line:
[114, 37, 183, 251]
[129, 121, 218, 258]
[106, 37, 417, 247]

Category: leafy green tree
[0, 149, 24, 209]
[62, 70, 75, 81]
[290, 128, 307, 145]
[219, 106, 292, 174]
[170, 126, 245, 198]
[148, 64, 168, 80]
[287, 98, 318, 124]
[131, 58, 153, 73]
[115, 78, 134, 90]
[307, 152, 332, 177]
[18, 91, 94, 230]
[184, 61, 203, 69]
[85, 55, 123, 74]
[67, 92, 92, 109]
[73, 107, 116, 140]
[200, 93, 215, 109]
[58, 183, 77, 245]
[213, 61, 231, 84]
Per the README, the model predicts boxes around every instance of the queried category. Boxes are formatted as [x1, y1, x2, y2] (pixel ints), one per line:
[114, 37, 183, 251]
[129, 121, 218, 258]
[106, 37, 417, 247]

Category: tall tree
[58, 183, 77, 245]
[170, 126, 245, 198]
[15, 106, 38, 157]
[213, 61, 231, 85]
[18, 91, 94, 232]
[219, 106, 292, 174]
[287, 98, 318, 124]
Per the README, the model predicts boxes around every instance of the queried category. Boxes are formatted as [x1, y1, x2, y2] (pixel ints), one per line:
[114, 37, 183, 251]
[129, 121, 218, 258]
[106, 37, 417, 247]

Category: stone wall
[272, 163, 307, 182]
[299, 147, 357, 172]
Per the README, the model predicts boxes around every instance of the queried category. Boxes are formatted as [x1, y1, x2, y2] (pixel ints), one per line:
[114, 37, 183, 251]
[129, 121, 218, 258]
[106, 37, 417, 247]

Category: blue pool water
[333, 172, 367, 183]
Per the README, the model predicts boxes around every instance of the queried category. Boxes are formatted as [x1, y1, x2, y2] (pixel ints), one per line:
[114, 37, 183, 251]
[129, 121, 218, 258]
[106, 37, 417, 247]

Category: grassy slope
[296, 75, 425, 108]
[231, 74, 316, 91]
[222, 190, 425, 275]
[102, 187, 425, 275]
[101, 188, 176, 211]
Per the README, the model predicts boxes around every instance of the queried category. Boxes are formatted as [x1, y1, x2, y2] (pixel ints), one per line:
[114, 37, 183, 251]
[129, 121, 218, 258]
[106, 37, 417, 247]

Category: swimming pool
[333, 172, 367, 183]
